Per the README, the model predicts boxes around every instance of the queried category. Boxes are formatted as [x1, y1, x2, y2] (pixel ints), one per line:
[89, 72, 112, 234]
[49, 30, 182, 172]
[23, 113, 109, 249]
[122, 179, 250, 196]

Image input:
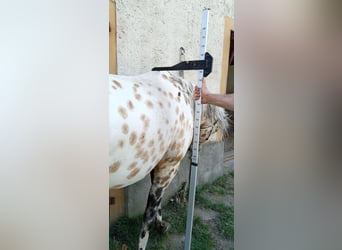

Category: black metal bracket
[152, 52, 213, 77]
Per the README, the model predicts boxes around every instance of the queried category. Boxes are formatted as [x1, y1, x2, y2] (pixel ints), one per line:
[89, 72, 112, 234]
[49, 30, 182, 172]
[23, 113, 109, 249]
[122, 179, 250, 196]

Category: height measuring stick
[184, 8, 210, 250]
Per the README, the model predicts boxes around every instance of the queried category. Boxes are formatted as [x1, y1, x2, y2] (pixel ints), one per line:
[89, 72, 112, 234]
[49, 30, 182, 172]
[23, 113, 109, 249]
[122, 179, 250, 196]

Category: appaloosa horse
[109, 71, 228, 249]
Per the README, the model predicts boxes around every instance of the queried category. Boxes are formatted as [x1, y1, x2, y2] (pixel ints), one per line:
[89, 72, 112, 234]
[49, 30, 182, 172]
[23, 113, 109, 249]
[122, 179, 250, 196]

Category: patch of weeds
[191, 216, 215, 250]
[109, 215, 170, 250]
[228, 170, 234, 178]
[109, 216, 141, 249]
[163, 201, 187, 234]
[195, 200, 234, 238]
[197, 171, 234, 196]
[217, 205, 234, 238]
[195, 193, 213, 208]
[110, 171, 234, 249]
[195, 171, 234, 239]
[197, 177, 227, 195]
[109, 237, 120, 250]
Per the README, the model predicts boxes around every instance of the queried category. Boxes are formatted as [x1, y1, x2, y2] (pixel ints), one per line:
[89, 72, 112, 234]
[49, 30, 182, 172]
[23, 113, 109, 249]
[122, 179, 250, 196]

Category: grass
[109, 215, 169, 250]
[191, 217, 214, 250]
[109, 202, 214, 250]
[197, 171, 234, 195]
[109, 170, 234, 249]
[196, 171, 234, 239]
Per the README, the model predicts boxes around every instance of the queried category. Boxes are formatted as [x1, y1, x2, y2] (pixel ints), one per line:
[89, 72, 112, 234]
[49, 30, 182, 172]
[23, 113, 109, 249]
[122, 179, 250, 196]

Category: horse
[109, 71, 228, 249]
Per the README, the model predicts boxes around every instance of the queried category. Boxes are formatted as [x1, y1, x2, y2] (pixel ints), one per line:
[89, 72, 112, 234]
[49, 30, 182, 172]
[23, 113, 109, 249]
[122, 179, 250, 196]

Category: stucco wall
[114, 0, 234, 217]
[116, 0, 234, 93]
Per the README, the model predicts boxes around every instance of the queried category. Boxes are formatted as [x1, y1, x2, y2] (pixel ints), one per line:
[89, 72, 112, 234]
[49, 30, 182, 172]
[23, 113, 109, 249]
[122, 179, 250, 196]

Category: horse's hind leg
[153, 162, 181, 233]
[155, 199, 171, 233]
[138, 179, 167, 250]
[138, 162, 180, 250]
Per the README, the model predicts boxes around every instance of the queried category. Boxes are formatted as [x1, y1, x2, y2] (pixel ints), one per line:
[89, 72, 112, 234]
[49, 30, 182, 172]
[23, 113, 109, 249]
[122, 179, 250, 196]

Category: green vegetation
[196, 172, 234, 239]
[109, 171, 234, 249]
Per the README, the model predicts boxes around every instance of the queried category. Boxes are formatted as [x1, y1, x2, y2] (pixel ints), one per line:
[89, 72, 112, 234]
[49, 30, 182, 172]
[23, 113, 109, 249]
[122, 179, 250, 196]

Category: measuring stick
[184, 8, 210, 250]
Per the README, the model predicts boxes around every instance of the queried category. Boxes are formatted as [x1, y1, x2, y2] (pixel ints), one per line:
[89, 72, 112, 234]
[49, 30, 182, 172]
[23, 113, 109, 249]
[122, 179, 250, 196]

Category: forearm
[206, 93, 234, 111]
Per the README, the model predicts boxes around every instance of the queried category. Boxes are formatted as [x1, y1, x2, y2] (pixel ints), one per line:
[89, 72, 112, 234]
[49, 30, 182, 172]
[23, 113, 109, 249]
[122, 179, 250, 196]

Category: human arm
[194, 78, 234, 111]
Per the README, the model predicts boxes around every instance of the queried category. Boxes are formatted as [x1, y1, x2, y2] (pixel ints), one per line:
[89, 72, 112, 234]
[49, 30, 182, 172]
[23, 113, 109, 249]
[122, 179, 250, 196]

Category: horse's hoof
[156, 220, 171, 233]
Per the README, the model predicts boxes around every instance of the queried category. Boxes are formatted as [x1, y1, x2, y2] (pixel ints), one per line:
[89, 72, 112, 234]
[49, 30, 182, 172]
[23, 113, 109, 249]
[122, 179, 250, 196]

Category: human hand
[194, 78, 210, 104]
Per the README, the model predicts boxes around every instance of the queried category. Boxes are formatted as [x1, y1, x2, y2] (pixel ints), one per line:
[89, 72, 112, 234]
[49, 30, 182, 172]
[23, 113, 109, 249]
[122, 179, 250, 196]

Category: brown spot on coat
[179, 129, 185, 138]
[128, 162, 137, 170]
[118, 106, 128, 119]
[112, 80, 122, 89]
[139, 132, 146, 144]
[140, 115, 150, 131]
[129, 132, 137, 145]
[118, 140, 124, 148]
[141, 151, 149, 163]
[122, 123, 129, 134]
[145, 100, 154, 108]
[158, 101, 164, 108]
[135, 148, 143, 158]
[148, 140, 154, 147]
[135, 93, 142, 101]
[109, 161, 121, 173]
[127, 100, 134, 110]
[156, 162, 168, 171]
[159, 176, 170, 185]
[127, 168, 140, 179]
[143, 118, 150, 132]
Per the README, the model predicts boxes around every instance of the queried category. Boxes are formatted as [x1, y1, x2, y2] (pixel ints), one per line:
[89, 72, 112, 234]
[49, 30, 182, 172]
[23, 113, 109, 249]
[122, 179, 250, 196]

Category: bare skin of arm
[194, 78, 234, 111]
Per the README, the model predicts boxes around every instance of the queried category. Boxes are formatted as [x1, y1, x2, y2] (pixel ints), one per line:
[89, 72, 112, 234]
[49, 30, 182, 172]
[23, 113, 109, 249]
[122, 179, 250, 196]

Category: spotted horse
[109, 71, 229, 250]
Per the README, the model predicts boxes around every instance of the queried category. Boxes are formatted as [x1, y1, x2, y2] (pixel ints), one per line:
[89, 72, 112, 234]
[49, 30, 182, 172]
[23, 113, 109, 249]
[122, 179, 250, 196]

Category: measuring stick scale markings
[184, 8, 210, 250]
[150, 8, 211, 249]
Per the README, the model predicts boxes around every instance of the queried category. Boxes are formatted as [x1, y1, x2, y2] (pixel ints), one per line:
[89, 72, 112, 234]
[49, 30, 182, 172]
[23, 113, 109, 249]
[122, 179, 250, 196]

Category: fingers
[194, 86, 201, 100]
[194, 78, 208, 101]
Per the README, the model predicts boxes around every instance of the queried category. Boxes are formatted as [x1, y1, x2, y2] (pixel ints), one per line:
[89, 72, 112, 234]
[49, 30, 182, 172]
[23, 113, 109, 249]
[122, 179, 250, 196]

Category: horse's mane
[168, 72, 230, 141]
